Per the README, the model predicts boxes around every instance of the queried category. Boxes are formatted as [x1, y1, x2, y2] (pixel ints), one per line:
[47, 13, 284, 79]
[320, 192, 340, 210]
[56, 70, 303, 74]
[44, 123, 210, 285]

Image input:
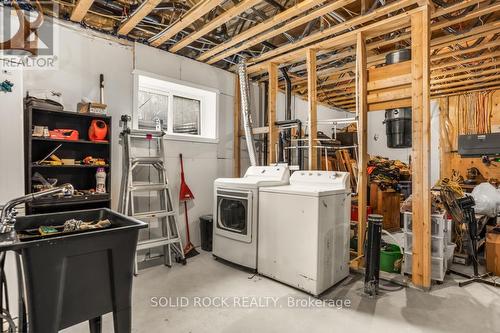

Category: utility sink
[1, 208, 146, 333]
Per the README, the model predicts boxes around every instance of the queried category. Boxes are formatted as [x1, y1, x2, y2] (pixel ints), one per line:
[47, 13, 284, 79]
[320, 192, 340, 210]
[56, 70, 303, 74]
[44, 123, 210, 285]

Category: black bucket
[5, 208, 146, 333]
[199, 214, 213, 251]
[384, 108, 412, 148]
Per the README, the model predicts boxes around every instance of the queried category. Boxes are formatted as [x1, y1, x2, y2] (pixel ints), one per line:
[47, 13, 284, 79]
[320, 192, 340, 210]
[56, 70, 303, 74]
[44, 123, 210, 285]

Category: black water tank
[384, 49, 412, 148]
[385, 108, 412, 148]
[199, 214, 213, 251]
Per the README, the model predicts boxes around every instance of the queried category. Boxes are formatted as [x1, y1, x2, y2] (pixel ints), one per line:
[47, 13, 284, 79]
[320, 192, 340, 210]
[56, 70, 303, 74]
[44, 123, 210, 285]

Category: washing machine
[213, 165, 290, 270]
[258, 171, 351, 296]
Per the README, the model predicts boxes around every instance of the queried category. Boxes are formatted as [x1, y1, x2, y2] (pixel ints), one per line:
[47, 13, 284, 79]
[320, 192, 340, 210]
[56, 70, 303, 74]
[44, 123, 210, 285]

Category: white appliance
[258, 171, 351, 296]
[213, 165, 290, 270]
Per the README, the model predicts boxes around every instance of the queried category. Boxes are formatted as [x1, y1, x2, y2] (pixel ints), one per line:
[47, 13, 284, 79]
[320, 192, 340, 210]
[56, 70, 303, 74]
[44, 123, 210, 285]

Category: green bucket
[380, 244, 403, 273]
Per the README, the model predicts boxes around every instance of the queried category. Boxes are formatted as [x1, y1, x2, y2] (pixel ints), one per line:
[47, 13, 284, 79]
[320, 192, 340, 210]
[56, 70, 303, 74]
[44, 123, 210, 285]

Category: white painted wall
[0, 68, 24, 205]
[367, 101, 441, 185]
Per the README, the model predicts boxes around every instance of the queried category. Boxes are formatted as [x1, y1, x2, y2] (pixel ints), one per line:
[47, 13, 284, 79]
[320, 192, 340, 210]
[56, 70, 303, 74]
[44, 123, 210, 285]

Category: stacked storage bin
[402, 212, 455, 281]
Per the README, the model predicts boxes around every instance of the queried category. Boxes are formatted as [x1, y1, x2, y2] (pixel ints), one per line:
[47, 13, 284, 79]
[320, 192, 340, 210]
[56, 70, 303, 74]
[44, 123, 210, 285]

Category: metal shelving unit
[23, 100, 112, 214]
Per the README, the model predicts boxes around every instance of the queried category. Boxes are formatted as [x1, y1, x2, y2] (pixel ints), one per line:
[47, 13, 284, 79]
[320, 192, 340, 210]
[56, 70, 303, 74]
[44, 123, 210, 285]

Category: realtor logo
[0, 0, 59, 69]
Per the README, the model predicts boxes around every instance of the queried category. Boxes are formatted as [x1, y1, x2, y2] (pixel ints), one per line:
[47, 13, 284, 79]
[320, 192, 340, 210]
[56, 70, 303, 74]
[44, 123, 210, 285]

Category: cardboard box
[486, 231, 500, 277]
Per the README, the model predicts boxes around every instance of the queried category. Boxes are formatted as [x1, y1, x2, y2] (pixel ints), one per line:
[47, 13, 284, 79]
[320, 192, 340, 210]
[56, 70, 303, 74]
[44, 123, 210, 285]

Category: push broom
[179, 154, 199, 258]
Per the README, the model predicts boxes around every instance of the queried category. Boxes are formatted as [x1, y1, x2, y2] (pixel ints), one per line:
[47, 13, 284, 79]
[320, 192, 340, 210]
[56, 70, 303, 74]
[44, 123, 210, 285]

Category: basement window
[134, 73, 218, 143]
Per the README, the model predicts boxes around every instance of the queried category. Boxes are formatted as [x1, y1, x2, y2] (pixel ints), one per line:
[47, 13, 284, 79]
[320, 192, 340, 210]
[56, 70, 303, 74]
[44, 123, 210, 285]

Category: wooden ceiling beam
[432, 0, 488, 18]
[431, 62, 499, 83]
[169, 0, 262, 53]
[197, 0, 328, 62]
[432, 80, 500, 95]
[70, 0, 95, 22]
[118, 0, 163, 36]
[431, 2, 500, 32]
[432, 39, 500, 62]
[149, 0, 226, 47]
[432, 50, 500, 71]
[206, 0, 356, 65]
[247, 0, 418, 67]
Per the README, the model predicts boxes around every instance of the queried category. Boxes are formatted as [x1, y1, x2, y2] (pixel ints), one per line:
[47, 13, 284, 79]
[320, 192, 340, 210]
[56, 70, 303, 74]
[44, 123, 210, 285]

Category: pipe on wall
[237, 59, 258, 166]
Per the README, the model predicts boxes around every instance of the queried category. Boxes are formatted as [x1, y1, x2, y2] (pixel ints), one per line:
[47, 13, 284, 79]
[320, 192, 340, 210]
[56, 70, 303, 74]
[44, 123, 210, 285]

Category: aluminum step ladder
[118, 116, 186, 273]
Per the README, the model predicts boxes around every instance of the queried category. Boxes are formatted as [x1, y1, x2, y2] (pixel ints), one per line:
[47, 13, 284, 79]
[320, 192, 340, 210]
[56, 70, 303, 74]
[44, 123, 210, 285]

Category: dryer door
[215, 189, 252, 243]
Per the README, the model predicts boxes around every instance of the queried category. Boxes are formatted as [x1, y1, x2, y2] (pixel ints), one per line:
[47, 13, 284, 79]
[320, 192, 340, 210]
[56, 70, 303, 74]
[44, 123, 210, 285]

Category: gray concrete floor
[64, 250, 500, 333]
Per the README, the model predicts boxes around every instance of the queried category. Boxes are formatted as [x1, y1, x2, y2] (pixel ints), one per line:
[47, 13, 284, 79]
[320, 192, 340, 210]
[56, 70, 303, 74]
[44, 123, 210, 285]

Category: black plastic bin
[199, 215, 213, 251]
[1, 208, 146, 333]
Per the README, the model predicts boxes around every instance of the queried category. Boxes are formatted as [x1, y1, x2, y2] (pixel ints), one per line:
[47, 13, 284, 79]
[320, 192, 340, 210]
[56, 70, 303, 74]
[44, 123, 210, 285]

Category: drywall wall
[367, 102, 441, 186]
[0, 68, 24, 205]
[20, 19, 236, 247]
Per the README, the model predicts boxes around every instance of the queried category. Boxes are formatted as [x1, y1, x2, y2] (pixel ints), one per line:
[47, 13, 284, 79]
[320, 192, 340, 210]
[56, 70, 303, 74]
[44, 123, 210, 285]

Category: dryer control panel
[290, 171, 349, 190]
[244, 165, 290, 182]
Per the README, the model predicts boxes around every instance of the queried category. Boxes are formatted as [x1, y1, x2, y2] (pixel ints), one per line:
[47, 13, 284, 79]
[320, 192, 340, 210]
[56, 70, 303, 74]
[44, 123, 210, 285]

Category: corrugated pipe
[237, 59, 258, 166]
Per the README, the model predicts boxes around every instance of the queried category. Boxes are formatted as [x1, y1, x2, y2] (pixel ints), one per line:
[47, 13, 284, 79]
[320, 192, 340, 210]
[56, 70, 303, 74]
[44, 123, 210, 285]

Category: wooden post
[268, 62, 278, 164]
[233, 75, 241, 177]
[307, 49, 318, 170]
[356, 32, 368, 264]
[411, 6, 432, 289]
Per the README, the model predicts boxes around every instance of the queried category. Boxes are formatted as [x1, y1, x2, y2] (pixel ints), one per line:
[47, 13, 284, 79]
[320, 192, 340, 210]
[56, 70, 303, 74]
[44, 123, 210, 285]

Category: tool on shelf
[88, 119, 108, 142]
[118, 115, 186, 273]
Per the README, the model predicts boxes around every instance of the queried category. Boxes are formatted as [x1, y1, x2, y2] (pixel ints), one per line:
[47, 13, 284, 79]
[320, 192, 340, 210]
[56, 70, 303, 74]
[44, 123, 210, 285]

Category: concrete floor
[64, 250, 500, 333]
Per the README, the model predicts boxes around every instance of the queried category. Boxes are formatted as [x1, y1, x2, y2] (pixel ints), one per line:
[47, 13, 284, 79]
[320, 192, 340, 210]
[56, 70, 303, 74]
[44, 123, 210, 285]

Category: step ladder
[118, 116, 186, 273]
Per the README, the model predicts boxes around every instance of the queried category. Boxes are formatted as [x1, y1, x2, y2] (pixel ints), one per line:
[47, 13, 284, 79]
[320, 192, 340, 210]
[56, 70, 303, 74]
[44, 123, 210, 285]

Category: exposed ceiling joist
[70, 0, 95, 23]
[246, 0, 418, 68]
[206, 0, 356, 65]
[196, 0, 329, 62]
[149, 0, 227, 47]
[117, 0, 163, 36]
[169, 0, 263, 53]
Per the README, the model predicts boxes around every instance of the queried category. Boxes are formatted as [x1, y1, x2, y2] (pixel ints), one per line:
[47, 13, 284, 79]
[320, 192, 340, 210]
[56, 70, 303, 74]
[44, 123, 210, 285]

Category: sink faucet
[0, 184, 74, 234]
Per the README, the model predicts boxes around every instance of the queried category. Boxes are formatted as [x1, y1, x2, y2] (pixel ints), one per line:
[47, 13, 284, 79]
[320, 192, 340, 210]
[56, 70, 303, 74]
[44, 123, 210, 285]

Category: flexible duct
[237, 59, 258, 166]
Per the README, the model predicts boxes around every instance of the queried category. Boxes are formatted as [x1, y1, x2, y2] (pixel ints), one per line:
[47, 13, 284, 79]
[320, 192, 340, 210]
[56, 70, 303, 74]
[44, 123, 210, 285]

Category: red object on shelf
[351, 205, 373, 222]
[88, 119, 108, 142]
[49, 129, 79, 141]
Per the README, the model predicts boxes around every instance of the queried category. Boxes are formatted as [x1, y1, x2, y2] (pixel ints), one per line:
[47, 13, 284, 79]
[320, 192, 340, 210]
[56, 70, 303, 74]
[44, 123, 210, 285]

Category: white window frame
[133, 70, 219, 144]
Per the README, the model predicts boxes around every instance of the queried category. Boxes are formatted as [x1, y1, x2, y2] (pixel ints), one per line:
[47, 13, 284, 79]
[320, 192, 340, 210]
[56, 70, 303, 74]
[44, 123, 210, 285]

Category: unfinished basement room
[0, 0, 499, 332]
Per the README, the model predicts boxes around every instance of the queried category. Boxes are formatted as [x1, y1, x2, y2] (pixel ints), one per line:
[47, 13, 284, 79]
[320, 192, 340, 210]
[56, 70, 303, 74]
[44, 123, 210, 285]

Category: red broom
[179, 154, 198, 258]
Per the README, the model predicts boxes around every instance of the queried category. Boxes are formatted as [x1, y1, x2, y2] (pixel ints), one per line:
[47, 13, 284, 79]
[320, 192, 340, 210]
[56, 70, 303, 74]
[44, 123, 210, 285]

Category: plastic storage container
[403, 252, 447, 281]
[403, 212, 447, 237]
[404, 232, 446, 257]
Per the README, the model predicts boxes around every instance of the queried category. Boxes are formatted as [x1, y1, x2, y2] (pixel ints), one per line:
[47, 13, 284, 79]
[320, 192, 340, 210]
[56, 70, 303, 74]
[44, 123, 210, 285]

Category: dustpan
[179, 154, 194, 202]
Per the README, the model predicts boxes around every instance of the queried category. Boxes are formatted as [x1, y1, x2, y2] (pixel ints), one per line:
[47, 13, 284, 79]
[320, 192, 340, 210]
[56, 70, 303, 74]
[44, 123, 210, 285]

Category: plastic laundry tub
[0, 208, 146, 333]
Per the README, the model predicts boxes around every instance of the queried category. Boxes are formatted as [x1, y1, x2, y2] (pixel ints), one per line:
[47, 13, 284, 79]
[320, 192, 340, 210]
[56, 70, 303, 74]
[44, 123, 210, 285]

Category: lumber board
[70, 0, 95, 22]
[268, 62, 278, 164]
[118, 0, 162, 35]
[307, 49, 318, 170]
[410, 7, 431, 289]
[356, 32, 368, 264]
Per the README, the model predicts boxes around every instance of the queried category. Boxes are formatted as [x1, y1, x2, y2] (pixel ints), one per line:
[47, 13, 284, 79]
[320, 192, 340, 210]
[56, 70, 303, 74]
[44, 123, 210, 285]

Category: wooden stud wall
[356, 32, 368, 266]
[268, 63, 278, 165]
[307, 49, 318, 170]
[410, 6, 432, 289]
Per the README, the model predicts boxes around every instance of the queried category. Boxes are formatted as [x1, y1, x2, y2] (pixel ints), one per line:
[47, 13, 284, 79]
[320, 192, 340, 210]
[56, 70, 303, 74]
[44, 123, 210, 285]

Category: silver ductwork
[237, 59, 258, 166]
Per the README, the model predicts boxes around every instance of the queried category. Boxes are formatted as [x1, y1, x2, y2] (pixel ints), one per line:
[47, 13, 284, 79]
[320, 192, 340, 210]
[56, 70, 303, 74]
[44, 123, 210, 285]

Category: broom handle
[184, 201, 191, 243]
[180, 153, 186, 181]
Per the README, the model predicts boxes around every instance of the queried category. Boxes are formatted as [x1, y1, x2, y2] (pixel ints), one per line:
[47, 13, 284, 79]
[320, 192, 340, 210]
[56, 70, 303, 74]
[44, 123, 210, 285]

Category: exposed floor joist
[70, 0, 95, 23]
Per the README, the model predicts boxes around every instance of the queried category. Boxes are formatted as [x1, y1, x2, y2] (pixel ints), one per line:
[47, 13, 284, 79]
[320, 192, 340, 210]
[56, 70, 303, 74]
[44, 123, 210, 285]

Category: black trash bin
[1, 208, 146, 333]
[199, 215, 213, 251]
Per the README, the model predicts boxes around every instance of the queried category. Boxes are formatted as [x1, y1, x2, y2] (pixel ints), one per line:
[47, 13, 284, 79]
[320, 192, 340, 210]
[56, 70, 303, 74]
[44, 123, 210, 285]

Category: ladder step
[131, 157, 164, 165]
[131, 184, 168, 191]
[137, 237, 183, 251]
[133, 210, 175, 219]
